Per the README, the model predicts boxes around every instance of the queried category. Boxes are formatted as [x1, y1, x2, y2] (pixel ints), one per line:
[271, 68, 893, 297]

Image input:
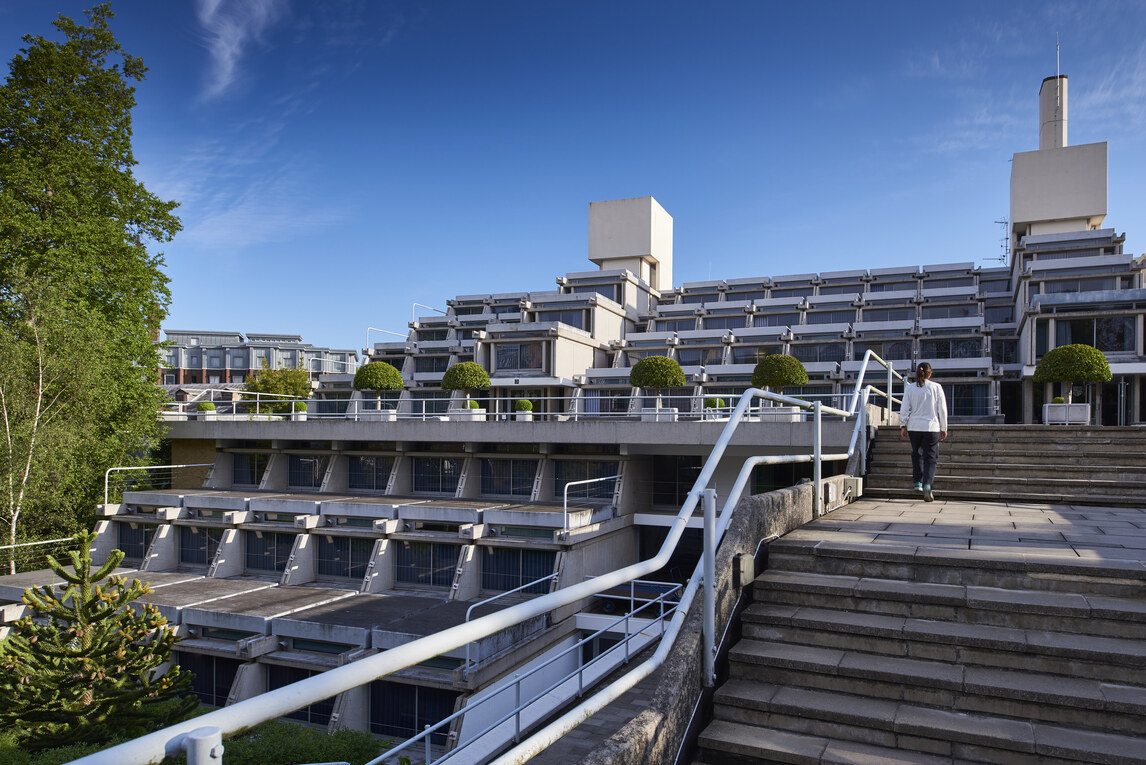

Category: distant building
[160, 330, 358, 385]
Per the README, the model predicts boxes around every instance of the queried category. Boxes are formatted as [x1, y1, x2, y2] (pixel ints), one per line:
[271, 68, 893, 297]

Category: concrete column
[451, 544, 480, 601]
[142, 522, 178, 572]
[361, 538, 394, 593]
[260, 453, 288, 491]
[281, 533, 315, 585]
[209, 528, 244, 578]
[225, 661, 265, 704]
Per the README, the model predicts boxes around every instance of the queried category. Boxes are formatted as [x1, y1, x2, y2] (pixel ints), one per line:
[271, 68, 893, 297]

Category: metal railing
[77, 351, 903, 765]
[562, 474, 621, 532]
[0, 537, 80, 576]
[104, 463, 214, 506]
[463, 573, 561, 676]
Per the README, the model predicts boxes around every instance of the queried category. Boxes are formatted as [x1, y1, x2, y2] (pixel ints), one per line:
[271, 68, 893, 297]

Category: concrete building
[161, 330, 358, 385]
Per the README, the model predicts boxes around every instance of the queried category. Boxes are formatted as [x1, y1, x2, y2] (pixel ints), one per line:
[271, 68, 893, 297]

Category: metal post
[858, 404, 867, 477]
[813, 402, 822, 518]
[514, 674, 522, 742]
[887, 363, 893, 423]
[702, 488, 716, 688]
[183, 727, 223, 765]
[425, 724, 432, 764]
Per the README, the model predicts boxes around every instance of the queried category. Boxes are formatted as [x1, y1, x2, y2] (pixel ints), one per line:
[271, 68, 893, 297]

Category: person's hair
[915, 361, 933, 384]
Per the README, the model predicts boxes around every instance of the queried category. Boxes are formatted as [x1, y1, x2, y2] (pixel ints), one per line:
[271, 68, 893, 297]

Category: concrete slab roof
[136, 577, 277, 623]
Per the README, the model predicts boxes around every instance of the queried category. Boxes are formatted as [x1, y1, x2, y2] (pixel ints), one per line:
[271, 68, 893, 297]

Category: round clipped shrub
[196, 401, 216, 411]
[293, 401, 308, 412]
[752, 354, 809, 392]
[515, 398, 533, 412]
[629, 355, 685, 390]
[1051, 396, 1066, 404]
[468, 399, 480, 410]
[704, 397, 725, 409]
[1034, 344, 1111, 385]
[353, 361, 404, 391]
[441, 361, 490, 391]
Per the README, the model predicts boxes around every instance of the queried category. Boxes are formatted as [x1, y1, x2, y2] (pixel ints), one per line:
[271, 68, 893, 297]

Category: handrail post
[425, 723, 432, 764]
[887, 363, 893, 423]
[182, 727, 223, 765]
[702, 487, 716, 688]
[813, 401, 822, 518]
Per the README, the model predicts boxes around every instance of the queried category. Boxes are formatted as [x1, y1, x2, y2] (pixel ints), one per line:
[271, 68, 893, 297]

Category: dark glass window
[922, 304, 976, 320]
[537, 309, 585, 329]
[947, 383, 990, 416]
[177, 651, 242, 708]
[480, 548, 556, 592]
[992, 340, 1018, 364]
[806, 310, 854, 325]
[730, 346, 779, 364]
[315, 536, 375, 579]
[572, 284, 620, 303]
[288, 455, 330, 489]
[369, 681, 459, 745]
[754, 312, 799, 327]
[179, 526, 222, 566]
[410, 457, 462, 494]
[552, 461, 619, 500]
[854, 340, 912, 362]
[395, 541, 459, 587]
[920, 338, 981, 359]
[1056, 317, 1135, 352]
[414, 356, 449, 373]
[117, 523, 154, 560]
[704, 315, 744, 330]
[244, 531, 294, 572]
[657, 318, 696, 332]
[349, 455, 393, 491]
[267, 665, 333, 726]
[984, 306, 1014, 324]
[496, 342, 544, 371]
[232, 454, 269, 486]
[862, 307, 914, 322]
[480, 459, 536, 497]
[651, 455, 702, 507]
[792, 343, 845, 363]
[676, 347, 723, 366]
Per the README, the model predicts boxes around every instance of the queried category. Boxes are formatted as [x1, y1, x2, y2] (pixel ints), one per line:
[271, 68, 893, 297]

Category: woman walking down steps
[899, 361, 948, 502]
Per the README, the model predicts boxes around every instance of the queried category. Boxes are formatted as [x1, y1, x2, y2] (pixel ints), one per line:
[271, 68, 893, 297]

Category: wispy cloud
[1074, 41, 1146, 132]
[195, 0, 286, 99]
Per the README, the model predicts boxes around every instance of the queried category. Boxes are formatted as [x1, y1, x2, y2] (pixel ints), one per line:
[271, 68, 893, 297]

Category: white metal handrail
[562, 474, 621, 532]
[75, 353, 901, 765]
[463, 573, 561, 676]
[104, 464, 214, 506]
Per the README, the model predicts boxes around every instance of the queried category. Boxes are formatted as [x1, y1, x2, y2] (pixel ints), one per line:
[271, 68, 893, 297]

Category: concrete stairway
[696, 532, 1146, 764]
[863, 424, 1146, 506]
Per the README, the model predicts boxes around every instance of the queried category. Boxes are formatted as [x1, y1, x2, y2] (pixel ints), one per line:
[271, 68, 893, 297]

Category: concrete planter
[515, 412, 534, 421]
[756, 405, 802, 422]
[449, 408, 487, 422]
[640, 407, 678, 422]
[1044, 402, 1089, 425]
[291, 411, 307, 422]
[197, 411, 217, 421]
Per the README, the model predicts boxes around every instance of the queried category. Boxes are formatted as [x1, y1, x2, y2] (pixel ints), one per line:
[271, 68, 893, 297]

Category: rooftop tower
[588, 196, 673, 292]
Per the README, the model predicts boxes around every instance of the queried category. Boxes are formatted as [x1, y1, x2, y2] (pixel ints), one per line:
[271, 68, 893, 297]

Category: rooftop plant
[352, 361, 403, 391]
[195, 401, 215, 412]
[704, 397, 725, 409]
[1033, 344, 1111, 403]
[515, 398, 533, 412]
[752, 354, 809, 393]
[629, 355, 685, 390]
[441, 361, 490, 391]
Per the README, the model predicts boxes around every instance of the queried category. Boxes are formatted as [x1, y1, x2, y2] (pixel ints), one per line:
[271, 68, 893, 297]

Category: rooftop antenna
[990, 218, 1009, 263]
[1056, 33, 1061, 110]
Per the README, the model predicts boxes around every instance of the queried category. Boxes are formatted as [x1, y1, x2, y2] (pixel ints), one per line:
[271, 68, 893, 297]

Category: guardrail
[76, 352, 903, 765]
[0, 537, 80, 576]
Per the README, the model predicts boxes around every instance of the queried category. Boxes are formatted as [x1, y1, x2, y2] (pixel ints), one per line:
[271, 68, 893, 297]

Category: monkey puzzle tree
[0, 531, 196, 749]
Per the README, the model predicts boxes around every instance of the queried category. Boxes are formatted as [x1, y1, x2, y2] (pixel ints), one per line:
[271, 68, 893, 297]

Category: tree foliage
[751, 354, 809, 392]
[0, 5, 177, 541]
[1033, 344, 1112, 385]
[243, 365, 312, 414]
[0, 531, 196, 750]
[628, 355, 685, 390]
[441, 361, 490, 391]
[353, 361, 404, 391]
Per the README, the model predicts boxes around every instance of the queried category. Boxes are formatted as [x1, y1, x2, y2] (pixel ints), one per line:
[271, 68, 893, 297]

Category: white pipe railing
[562, 474, 621, 532]
[104, 464, 214, 506]
[463, 573, 561, 676]
[76, 354, 901, 765]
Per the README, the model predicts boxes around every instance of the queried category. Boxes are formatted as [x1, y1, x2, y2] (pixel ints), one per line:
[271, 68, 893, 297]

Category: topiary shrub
[751, 354, 809, 393]
[353, 361, 404, 392]
[1033, 344, 1111, 403]
[1051, 396, 1066, 404]
[629, 355, 685, 390]
[704, 397, 725, 409]
[441, 361, 490, 391]
[196, 401, 215, 412]
[515, 399, 533, 412]
[292, 401, 307, 413]
[468, 399, 480, 410]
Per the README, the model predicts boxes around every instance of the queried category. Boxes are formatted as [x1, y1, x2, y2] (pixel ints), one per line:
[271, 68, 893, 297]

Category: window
[1044, 277, 1117, 294]
[288, 455, 330, 489]
[754, 312, 799, 328]
[395, 541, 459, 587]
[1056, 317, 1135, 352]
[572, 284, 620, 303]
[770, 286, 813, 298]
[370, 681, 460, 745]
[410, 457, 462, 494]
[480, 459, 536, 497]
[920, 338, 981, 359]
[651, 455, 702, 507]
[676, 347, 723, 366]
[267, 665, 333, 726]
[725, 290, 767, 302]
[818, 285, 861, 295]
[704, 315, 744, 331]
[869, 281, 916, 293]
[681, 292, 718, 304]
[582, 389, 631, 416]
[853, 340, 912, 362]
[349, 455, 393, 491]
[657, 318, 696, 332]
[947, 383, 990, 417]
[481, 548, 556, 592]
[980, 280, 1010, 294]
[730, 346, 779, 364]
[117, 524, 154, 560]
[922, 304, 976, 320]
[552, 461, 618, 500]
[418, 329, 448, 341]
[806, 310, 854, 325]
[411, 391, 450, 415]
[984, 306, 1014, 325]
[862, 307, 914, 322]
[244, 531, 295, 572]
[791, 343, 845, 363]
[178, 652, 242, 707]
[1036, 320, 1049, 358]
[179, 527, 222, 566]
[232, 454, 269, 487]
[537, 309, 585, 330]
[496, 342, 544, 371]
[923, 277, 974, 289]
[992, 340, 1018, 364]
[414, 355, 449, 373]
[315, 536, 375, 579]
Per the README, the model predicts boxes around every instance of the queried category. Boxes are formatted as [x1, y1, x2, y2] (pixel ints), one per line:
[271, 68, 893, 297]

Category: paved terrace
[532, 496, 1146, 764]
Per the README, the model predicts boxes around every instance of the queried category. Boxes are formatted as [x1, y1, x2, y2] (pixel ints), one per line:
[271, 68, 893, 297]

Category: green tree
[353, 361, 403, 411]
[441, 361, 490, 405]
[243, 364, 312, 414]
[1033, 343, 1111, 403]
[751, 354, 809, 394]
[0, 530, 196, 750]
[629, 355, 686, 410]
[0, 5, 178, 540]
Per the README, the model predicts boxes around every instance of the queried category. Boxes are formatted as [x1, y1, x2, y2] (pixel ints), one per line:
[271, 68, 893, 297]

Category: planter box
[754, 405, 802, 422]
[515, 412, 534, 421]
[1043, 402, 1089, 425]
[448, 408, 487, 422]
[361, 410, 397, 422]
[640, 407, 678, 422]
[197, 412, 217, 421]
[291, 412, 307, 422]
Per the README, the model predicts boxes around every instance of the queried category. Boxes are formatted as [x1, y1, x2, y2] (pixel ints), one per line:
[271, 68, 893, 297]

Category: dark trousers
[908, 431, 941, 487]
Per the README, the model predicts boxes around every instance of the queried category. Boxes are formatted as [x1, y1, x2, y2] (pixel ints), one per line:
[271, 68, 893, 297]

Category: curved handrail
[72, 367, 896, 765]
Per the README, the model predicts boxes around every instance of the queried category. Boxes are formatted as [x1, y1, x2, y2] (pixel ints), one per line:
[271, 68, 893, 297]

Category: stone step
[765, 539, 1146, 597]
[754, 570, 1146, 638]
[861, 473, 1144, 495]
[706, 680, 1146, 765]
[741, 603, 1146, 685]
[728, 640, 1146, 735]
[862, 485, 1146, 507]
[868, 456, 1146, 475]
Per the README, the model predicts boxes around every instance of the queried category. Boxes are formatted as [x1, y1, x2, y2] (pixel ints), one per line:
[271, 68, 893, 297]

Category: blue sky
[2, 1, 1144, 353]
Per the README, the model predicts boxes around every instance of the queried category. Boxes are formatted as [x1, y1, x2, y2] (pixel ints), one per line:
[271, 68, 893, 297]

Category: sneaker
[913, 482, 923, 492]
[923, 486, 934, 502]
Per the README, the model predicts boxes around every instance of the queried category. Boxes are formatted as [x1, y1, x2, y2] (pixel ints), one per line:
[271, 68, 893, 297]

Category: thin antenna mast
[1056, 33, 1061, 110]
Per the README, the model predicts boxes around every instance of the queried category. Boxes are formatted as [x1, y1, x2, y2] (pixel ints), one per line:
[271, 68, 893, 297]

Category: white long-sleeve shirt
[899, 379, 948, 433]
